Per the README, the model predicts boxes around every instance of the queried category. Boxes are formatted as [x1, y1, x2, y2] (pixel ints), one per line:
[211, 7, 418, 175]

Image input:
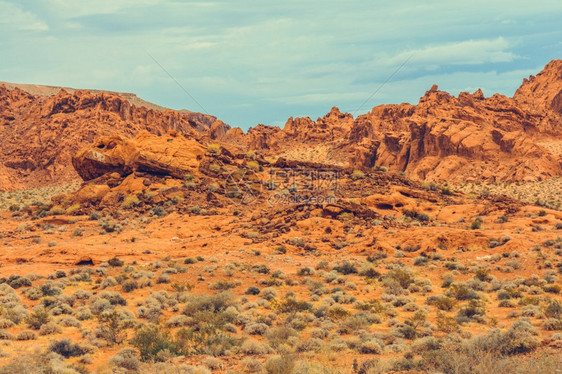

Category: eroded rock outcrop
[72, 131, 207, 181]
[0, 85, 215, 190]
[223, 60, 562, 183]
[2, 60, 562, 190]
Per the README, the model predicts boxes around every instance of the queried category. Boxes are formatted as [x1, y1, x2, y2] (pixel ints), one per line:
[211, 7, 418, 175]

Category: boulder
[72, 130, 207, 181]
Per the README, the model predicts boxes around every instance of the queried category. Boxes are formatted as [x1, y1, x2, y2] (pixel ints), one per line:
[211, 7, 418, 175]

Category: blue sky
[1, 1, 561, 129]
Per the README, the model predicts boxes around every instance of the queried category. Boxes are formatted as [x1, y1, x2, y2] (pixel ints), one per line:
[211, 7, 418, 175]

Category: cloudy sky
[1, 1, 561, 129]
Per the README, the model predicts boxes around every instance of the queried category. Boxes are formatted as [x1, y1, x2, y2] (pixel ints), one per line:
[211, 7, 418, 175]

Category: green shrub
[245, 286, 260, 295]
[274, 297, 312, 313]
[208, 143, 221, 155]
[110, 348, 140, 371]
[333, 262, 358, 275]
[385, 269, 414, 289]
[122, 280, 138, 293]
[26, 308, 50, 330]
[351, 170, 365, 180]
[426, 295, 457, 311]
[131, 324, 181, 361]
[108, 257, 124, 267]
[48, 338, 87, 358]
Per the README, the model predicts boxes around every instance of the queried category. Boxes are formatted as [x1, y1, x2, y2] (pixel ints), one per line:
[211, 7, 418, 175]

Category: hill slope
[0, 84, 216, 190]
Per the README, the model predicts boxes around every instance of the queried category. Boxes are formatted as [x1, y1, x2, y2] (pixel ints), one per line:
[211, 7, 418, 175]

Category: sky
[1, 1, 561, 130]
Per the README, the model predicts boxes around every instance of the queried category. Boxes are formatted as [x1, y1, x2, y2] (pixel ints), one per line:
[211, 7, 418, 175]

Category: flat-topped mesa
[72, 131, 207, 181]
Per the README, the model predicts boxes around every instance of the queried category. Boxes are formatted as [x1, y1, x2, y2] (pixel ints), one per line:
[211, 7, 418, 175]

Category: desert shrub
[436, 312, 459, 333]
[471, 220, 482, 230]
[209, 163, 221, 173]
[72, 289, 93, 300]
[333, 261, 358, 275]
[96, 309, 135, 345]
[0, 329, 15, 340]
[384, 268, 414, 289]
[241, 339, 273, 355]
[72, 227, 86, 236]
[157, 273, 171, 284]
[449, 283, 479, 300]
[58, 316, 81, 328]
[110, 347, 141, 371]
[351, 170, 365, 180]
[74, 306, 94, 321]
[286, 237, 306, 248]
[48, 338, 87, 358]
[7, 275, 32, 289]
[245, 286, 260, 295]
[181, 292, 237, 331]
[241, 358, 264, 373]
[359, 265, 380, 279]
[0, 351, 93, 373]
[414, 256, 429, 266]
[122, 279, 138, 293]
[39, 322, 62, 335]
[26, 307, 51, 330]
[274, 297, 312, 313]
[297, 267, 315, 276]
[543, 318, 562, 331]
[265, 326, 299, 349]
[456, 300, 486, 323]
[131, 324, 179, 361]
[310, 327, 330, 339]
[24, 286, 42, 300]
[544, 284, 561, 294]
[98, 291, 127, 306]
[16, 330, 37, 341]
[208, 143, 221, 155]
[426, 295, 457, 311]
[260, 287, 278, 301]
[476, 319, 540, 355]
[339, 314, 369, 333]
[89, 211, 102, 220]
[545, 300, 562, 319]
[246, 160, 261, 172]
[209, 280, 240, 290]
[108, 257, 124, 267]
[245, 322, 269, 335]
[296, 338, 323, 353]
[359, 340, 383, 354]
[202, 356, 224, 370]
[207, 182, 220, 192]
[265, 355, 296, 374]
[151, 206, 167, 217]
[499, 300, 516, 308]
[165, 315, 191, 328]
[0, 319, 14, 328]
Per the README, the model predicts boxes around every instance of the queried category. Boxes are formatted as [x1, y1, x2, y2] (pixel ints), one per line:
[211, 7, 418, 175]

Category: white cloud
[0, 1, 48, 31]
[386, 37, 517, 66]
[0, 0, 559, 128]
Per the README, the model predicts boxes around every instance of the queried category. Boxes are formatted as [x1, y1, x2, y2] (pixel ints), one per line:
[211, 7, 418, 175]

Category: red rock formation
[0, 86, 215, 190]
[222, 60, 562, 183]
[72, 130, 206, 181]
[2, 60, 561, 190]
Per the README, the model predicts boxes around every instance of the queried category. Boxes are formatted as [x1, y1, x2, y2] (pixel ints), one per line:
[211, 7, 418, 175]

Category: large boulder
[72, 130, 207, 180]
